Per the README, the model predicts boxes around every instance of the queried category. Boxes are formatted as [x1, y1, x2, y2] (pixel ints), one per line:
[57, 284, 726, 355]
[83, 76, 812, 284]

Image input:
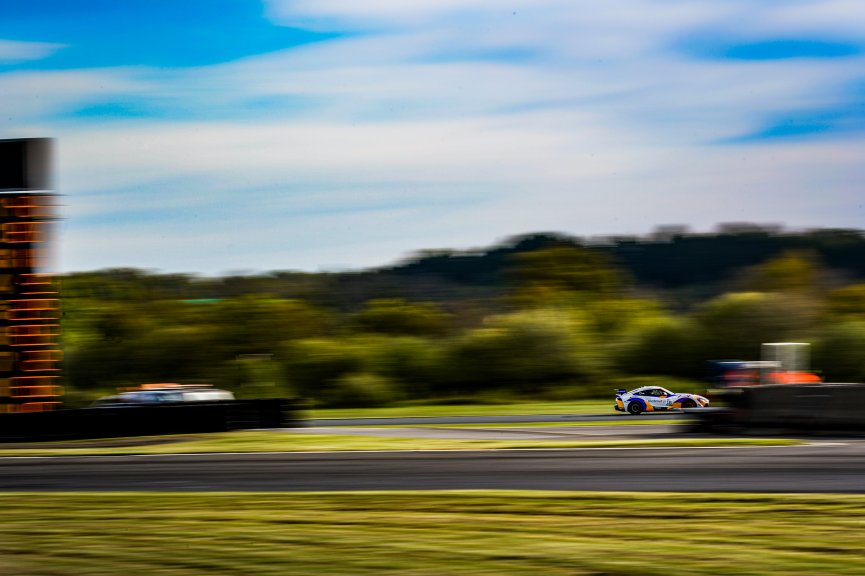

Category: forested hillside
[383, 227, 865, 293]
[59, 227, 865, 406]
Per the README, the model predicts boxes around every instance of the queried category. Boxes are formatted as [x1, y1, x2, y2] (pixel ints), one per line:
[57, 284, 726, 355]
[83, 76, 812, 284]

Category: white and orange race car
[614, 386, 709, 415]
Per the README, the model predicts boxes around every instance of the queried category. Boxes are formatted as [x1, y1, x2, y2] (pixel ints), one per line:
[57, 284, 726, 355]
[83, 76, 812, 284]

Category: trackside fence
[0, 398, 304, 442]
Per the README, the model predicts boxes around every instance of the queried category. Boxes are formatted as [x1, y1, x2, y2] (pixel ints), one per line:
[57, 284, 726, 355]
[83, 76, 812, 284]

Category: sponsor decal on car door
[649, 396, 670, 409]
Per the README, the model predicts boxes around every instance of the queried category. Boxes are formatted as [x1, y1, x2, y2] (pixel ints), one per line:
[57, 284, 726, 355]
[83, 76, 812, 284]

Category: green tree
[812, 321, 865, 382]
[738, 250, 823, 293]
[509, 246, 626, 307]
[209, 296, 328, 354]
[693, 292, 819, 360]
[443, 311, 598, 395]
[826, 284, 865, 318]
[278, 339, 364, 402]
[583, 297, 665, 335]
[350, 299, 451, 336]
[615, 316, 705, 377]
[358, 336, 445, 399]
[323, 372, 400, 408]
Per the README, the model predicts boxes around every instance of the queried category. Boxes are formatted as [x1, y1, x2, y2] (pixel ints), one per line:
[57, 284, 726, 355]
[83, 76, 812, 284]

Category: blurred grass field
[408, 419, 683, 428]
[310, 399, 613, 419]
[1, 491, 863, 575]
[0, 430, 799, 457]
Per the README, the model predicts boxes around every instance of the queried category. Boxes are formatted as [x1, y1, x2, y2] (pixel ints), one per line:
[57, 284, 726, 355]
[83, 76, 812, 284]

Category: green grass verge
[0, 491, 863, 575]
[311, 400, 612, 419]
[409, 419, 683, 428]
[0, 431, 801, 457]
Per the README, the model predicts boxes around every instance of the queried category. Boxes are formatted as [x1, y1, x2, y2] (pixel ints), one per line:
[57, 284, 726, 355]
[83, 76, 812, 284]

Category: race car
[614, 386, 709, 415]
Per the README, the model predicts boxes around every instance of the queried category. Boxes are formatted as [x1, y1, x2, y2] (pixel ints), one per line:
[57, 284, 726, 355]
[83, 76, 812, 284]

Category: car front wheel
[627, 401, 643, 415]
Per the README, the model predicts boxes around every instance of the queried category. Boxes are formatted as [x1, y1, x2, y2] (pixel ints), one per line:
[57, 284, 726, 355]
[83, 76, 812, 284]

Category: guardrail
[0, 398, 304, 442]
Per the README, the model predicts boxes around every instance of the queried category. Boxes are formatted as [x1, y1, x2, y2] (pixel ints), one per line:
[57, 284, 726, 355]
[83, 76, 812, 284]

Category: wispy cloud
[0, 68, 148, 125]
[3, 1, 865, 272]
[0, 38, 64, 63]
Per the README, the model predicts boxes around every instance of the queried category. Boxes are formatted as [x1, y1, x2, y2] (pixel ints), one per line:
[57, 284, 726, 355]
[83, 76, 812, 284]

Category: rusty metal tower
[0, 138, 61, 412]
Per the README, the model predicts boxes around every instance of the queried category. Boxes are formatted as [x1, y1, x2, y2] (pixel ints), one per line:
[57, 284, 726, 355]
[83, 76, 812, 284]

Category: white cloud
[0, 68, 150, 126]
[0, 38, 64, 62]
[7, 0, 865, 272]
[52, 112, 865, 273]
[747, 0, 865, 37]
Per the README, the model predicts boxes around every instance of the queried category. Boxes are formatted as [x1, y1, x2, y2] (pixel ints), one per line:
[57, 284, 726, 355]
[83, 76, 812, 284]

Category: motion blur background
[2, 1, 865, 406]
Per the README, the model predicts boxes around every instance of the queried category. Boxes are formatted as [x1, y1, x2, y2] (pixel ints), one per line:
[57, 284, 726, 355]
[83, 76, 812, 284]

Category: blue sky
[2, 0, 865, 274]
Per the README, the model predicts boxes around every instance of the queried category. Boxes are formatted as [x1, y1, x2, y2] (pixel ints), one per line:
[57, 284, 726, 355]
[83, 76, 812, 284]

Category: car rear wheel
[627, 401, 643, 415]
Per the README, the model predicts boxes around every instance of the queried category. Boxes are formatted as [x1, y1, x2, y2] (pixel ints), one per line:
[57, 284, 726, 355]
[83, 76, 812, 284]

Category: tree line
[59, 228, 865, 406]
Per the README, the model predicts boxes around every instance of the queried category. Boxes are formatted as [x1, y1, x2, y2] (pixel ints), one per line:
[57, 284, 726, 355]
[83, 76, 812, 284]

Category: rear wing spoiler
[615, 388, 626, 395]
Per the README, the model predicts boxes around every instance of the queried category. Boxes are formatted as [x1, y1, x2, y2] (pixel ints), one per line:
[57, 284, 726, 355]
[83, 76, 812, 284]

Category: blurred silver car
[92, 385, 234, 406]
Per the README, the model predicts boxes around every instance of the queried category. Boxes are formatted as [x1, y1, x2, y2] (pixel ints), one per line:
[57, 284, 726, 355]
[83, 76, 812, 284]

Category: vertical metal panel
[0, 139, 53, 191]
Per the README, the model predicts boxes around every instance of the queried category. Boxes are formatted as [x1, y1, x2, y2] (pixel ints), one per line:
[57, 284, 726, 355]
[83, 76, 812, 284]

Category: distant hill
[63, 226, 865, 309]
[378, 227, 865, 292]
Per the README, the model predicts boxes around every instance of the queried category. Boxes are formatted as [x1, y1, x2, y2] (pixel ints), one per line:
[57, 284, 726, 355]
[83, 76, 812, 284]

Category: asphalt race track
[2, 442, 865, 493]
